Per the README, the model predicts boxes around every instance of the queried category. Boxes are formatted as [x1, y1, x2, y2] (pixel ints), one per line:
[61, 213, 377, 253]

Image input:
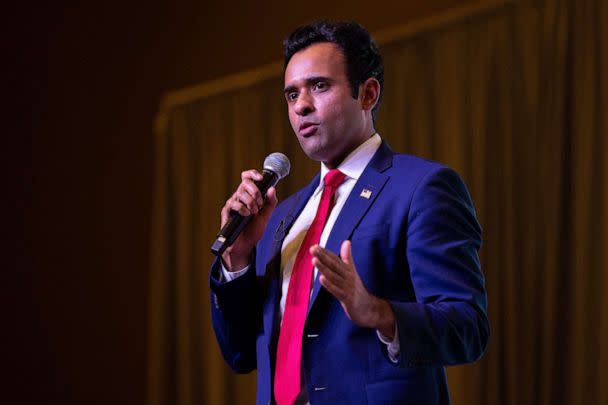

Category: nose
[294, 91, 314, 116]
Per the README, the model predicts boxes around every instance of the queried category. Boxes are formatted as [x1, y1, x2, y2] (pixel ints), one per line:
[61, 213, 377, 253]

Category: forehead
[284, 42, 347, 86]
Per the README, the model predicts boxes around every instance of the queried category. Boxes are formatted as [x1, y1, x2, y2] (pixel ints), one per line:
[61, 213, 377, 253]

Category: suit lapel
[265, 173, 321, 268]
[307, 142, 394, 314]
[262, 173, 320, 345]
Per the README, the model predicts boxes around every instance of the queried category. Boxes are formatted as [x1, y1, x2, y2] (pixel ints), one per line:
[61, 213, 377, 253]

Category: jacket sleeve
[390, 167, 490, 368]
[209, 254, 262, 373]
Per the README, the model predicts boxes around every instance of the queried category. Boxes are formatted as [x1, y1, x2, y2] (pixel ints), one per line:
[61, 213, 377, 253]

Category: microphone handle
[211, 170, 279, 256]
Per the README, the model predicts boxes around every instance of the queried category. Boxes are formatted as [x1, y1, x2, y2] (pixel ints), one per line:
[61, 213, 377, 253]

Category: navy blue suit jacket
[210, 142, 490, 405]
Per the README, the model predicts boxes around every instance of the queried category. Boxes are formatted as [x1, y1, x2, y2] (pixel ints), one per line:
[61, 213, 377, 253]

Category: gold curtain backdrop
[148, 0, 608, 404]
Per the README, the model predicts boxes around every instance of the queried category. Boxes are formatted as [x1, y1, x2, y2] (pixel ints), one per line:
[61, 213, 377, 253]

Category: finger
[240, 170, 264, 207]
[266, 187, 278, 208]
[340, 240, 354, 266]
[226, 197, 252, 217]
[241, 169, 263, 182]
[239, 179, 264, 207]
[259, 187, 278, 220]
[220, 204, 230, 227]
[221, 198, 251, 227]
[311, 245, 347, 276]
[313, 256, 346, 284]
[220, 170, 265, 227]
[319, 274, 347, 301]
[233, 189, 259, 213]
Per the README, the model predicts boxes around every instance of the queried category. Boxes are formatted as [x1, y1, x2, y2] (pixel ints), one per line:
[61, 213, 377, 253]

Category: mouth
[298, 122, 319, 137]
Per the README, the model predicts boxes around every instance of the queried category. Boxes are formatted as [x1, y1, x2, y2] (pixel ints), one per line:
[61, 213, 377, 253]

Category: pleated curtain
[148, 1, 608, 404]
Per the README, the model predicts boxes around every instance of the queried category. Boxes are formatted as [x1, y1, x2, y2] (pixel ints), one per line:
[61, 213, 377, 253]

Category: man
[210, 21, 489, 405]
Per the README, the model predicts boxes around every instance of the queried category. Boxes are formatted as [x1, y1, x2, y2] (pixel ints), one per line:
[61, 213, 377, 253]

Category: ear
[359, 77, 380, 112]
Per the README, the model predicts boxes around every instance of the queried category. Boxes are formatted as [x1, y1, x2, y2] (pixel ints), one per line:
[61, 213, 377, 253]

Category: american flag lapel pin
[360, 188, 372, 199]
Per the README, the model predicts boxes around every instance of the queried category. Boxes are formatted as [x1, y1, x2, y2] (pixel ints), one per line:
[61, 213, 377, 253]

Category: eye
[286, 91, 298, 102]
[312, 81, 328, 91]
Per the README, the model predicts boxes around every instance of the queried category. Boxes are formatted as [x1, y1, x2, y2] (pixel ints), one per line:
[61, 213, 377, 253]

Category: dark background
[6, 1, 475, 404]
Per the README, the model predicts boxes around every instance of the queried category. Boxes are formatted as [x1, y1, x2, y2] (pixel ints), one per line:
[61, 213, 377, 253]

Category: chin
[298, 140, 323, 160]
[301, 150, 325, 163]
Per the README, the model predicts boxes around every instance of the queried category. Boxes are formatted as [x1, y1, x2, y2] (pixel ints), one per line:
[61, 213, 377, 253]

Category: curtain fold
[148, 1, 608, 404]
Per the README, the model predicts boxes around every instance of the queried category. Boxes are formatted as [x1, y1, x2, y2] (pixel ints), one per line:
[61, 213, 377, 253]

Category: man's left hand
[311, 240, 396, 339]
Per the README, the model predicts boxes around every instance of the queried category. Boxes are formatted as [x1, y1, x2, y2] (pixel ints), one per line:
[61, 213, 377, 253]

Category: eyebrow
[283, 76, 332, 94]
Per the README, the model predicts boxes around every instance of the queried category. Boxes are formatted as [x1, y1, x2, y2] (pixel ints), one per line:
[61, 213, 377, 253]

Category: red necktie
[274, 169, 346, 405]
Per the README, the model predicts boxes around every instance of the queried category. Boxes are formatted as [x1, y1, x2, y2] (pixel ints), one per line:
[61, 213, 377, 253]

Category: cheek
[335, 101, 361, 129]
[318, 99, 340, 124]
[287, 108, 298, 130]
[326, 104, 348, 130]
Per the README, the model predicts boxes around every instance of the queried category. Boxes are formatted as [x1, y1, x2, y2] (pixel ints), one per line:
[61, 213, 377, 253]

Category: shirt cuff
[376, 323, 400, 363]
[220, 262, 250, 282]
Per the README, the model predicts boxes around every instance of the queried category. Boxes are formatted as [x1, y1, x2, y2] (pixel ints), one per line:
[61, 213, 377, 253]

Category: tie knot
[323, 169, 346, 189]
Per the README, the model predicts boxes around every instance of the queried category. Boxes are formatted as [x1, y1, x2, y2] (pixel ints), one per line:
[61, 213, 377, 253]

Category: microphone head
[263, 152, 291, 180]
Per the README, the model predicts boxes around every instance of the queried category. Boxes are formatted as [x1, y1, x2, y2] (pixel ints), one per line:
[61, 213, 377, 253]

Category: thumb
[259, 187, 278, 218]
[266, 187, 278, 208]
[340, 240, 353, 266]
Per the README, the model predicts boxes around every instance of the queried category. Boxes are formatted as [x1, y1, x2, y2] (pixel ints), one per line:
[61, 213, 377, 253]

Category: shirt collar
[317, 133, 382, 191]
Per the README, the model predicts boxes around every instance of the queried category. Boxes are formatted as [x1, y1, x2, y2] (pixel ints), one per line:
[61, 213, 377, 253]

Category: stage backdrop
[148, 0, 608, 404]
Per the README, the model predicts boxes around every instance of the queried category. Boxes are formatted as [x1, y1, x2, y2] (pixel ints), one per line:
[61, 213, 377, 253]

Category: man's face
[284, 42, 370, 168]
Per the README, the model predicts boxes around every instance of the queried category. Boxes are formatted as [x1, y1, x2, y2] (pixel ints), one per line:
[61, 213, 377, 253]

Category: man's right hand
[220, 169, 278, 271]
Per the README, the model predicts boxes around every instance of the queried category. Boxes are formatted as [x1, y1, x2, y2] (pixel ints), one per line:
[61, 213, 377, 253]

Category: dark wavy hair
[283, 20, 384, 121]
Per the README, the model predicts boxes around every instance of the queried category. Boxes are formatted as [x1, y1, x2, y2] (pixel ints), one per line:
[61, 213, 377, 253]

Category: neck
[324, 130, 376, 169]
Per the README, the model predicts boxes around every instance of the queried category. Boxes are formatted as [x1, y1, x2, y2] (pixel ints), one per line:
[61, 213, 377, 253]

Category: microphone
[211, 152, 291, 256]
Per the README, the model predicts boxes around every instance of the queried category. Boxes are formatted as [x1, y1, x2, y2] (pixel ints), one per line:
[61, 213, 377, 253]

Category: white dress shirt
[221, 134, 399, 362]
